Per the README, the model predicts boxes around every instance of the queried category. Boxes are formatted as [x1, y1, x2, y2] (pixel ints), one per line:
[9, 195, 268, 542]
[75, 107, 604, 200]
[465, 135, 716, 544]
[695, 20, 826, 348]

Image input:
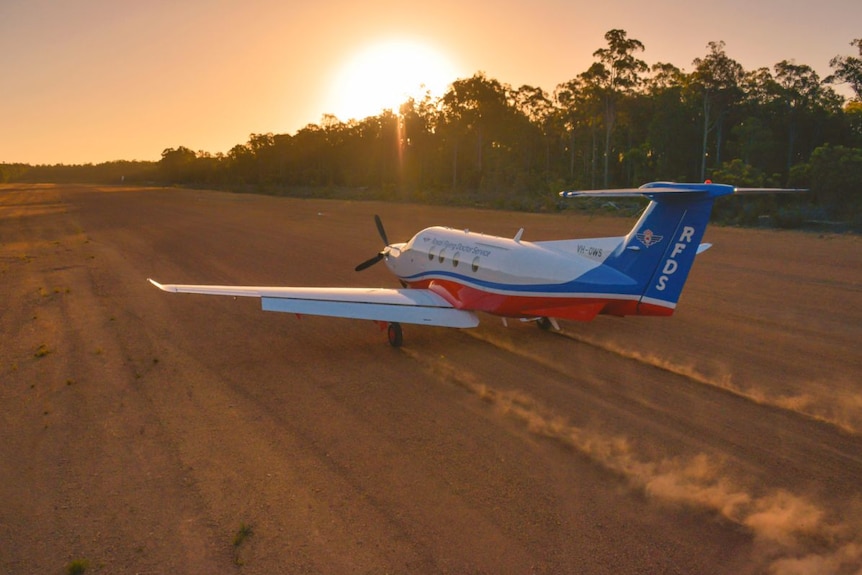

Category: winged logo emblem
[636, 229, 663, 248]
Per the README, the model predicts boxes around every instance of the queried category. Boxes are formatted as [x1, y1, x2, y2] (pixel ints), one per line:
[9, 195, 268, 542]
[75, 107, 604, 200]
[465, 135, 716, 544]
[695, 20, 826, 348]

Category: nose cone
[383, 242, 407, 271]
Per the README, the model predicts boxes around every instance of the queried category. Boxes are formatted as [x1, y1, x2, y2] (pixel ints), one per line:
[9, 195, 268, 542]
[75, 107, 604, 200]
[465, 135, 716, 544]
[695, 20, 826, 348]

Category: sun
[327, 40, 458, 121]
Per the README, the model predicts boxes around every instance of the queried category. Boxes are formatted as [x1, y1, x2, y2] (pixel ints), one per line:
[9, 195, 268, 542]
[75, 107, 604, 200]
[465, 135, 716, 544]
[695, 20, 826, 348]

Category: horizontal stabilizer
[732, 187, 808, 194]
[560, 181, 807, 200]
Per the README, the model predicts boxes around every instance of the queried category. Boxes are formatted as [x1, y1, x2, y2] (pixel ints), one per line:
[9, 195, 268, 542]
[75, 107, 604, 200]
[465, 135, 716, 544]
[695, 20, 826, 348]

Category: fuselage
[382, 226, 659, 321]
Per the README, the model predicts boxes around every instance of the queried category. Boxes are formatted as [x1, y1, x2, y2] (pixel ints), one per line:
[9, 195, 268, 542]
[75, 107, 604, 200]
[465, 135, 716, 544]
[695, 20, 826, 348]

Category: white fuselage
[381, 226, 637, 319]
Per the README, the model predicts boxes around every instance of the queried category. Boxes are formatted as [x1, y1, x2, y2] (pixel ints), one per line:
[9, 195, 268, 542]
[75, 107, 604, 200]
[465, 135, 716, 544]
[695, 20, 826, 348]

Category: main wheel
[536, 316, 553, 331]
[387, 322, 403, 347]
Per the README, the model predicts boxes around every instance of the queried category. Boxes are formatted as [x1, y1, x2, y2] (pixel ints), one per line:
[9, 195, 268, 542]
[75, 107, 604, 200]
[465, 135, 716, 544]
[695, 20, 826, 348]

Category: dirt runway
[2, 184, 861, 574]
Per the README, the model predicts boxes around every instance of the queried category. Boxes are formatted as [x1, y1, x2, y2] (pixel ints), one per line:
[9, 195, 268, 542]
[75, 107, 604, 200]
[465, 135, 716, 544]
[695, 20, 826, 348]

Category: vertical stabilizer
[561, 182, 734, 315]
[629, 196, 714, 313]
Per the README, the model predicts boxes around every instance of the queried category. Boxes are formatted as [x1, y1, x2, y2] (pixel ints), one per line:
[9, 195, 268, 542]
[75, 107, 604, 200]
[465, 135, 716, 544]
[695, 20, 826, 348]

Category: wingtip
[733, 187, 809, 194]
[148, 278, 168, 291]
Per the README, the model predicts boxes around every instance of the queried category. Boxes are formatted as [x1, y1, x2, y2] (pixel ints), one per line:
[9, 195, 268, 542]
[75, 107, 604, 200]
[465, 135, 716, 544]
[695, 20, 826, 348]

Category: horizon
[2, 0, 860, 165]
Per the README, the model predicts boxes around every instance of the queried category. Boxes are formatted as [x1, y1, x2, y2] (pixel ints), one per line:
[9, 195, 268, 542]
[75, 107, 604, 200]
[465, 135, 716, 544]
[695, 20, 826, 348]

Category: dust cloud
[496, 384, 862, 573]
[412, 349, 862, 573]
[566, 333, 862, 435]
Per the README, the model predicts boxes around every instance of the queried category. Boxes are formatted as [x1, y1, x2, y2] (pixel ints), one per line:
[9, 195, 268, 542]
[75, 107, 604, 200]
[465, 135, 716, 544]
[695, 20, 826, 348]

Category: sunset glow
[1, 0, 860, 164]
[327, 40, 459, 122]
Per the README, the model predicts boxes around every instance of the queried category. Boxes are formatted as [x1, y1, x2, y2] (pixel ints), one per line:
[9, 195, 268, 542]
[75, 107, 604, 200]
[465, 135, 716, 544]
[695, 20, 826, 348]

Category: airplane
[149, 181, 803, 347]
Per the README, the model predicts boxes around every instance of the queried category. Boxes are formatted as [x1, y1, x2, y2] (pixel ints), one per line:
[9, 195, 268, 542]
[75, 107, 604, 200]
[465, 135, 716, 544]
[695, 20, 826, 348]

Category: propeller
[373, 214, 389, 246]
[354, 252, 384, 272]
[354, 215, 390, 272]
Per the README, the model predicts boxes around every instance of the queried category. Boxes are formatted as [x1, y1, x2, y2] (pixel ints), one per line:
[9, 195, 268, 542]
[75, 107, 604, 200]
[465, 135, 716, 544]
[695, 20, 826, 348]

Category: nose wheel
[387, 322, 403, 347]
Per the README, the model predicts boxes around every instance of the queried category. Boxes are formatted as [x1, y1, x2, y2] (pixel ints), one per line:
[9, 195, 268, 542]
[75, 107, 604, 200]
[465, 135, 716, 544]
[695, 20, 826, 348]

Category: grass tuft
[234, 522, 253, 547]
[233, 522, 254, 565]
[66, 558, 89, 575]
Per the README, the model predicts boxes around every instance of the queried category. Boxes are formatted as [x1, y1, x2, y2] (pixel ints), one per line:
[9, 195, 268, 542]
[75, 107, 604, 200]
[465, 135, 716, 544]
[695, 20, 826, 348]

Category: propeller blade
[355, 216, 391, 272]
[354, 252, 384, 272]
[374, 214, 389, 247]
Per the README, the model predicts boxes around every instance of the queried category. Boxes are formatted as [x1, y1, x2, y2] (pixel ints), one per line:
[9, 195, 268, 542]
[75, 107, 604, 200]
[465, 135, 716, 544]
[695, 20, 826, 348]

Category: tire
[536, 316, 553, 331]
[387, 322, 404, 347]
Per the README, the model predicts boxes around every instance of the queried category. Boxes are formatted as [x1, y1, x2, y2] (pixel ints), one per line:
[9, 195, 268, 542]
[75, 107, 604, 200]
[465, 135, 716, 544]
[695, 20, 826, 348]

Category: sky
[1, 0, 860, 165]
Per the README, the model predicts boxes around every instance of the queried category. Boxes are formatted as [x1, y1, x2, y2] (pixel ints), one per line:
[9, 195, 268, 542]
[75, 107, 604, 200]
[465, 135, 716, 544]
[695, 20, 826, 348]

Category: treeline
[5, 30, 862, 227]
[1, 160, 158, 185]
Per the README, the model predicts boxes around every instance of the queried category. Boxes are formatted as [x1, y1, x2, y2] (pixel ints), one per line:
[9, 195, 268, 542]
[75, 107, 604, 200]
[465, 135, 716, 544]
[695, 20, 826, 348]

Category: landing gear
[387, 322, 403, 347]
[535, 316, 561, 331]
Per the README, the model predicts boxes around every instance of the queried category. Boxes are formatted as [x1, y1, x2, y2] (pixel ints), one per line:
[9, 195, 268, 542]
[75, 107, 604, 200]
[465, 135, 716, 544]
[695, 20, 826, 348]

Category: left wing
[148, 279, 479, 328]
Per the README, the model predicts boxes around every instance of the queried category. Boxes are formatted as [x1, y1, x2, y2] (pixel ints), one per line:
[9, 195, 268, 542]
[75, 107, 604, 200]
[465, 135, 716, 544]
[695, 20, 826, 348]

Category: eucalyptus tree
[286, 122, 335, 186]
[735, 67, 782, 171]
[691, 41, 745, 180]
[246, 132, 276, 184]
[554, 77, 601, 187]
[159, 146, 198, 183]
[583, 29, 648, 187]
[773, 61, 839, 172]
[512, 84, 556, 182]
[338, 116, 379, 187]
[270, 133, 292, 183]
[643, 62, 697, 180]
[226, 141, 257, 184]
[827, 38, 862, 101]
[438, 73, 518, 192]
[846, 100, 862, 146]
[397, 94, 440, 194]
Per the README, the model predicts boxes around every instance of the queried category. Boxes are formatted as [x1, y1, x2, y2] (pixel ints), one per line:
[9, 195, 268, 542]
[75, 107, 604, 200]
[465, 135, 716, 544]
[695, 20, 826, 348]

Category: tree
[774, 61, 830, 172]
[691, 41, 745, 180]
[795, 144, 862, 217]
[159, 146, 197, 182]
[0, 163, 30, 183]
[584, 29, 648, 187]
[827, 38, 862, 101]
[555, 77, 601, 187]
[644, 62, 697, 180]
[512, 85, 555, 182]
[846, 100, 862, 146]
[226, 143, 255, 184]
[439, 73, 516, 192]
[397, 95, 439, 195]
[246, 133, 276, 184]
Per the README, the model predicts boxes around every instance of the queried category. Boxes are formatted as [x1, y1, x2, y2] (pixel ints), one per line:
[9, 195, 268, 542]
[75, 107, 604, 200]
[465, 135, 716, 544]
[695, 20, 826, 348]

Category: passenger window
[452, 252, 460, 267]
[472, 256, 480, 272]
[438, 249, 446, 264]
[428, 248, 435, 261]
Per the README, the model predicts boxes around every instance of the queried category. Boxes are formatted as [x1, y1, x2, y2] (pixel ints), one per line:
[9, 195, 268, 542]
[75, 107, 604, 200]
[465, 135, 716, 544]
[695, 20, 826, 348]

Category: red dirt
[2, 184, 861, 574]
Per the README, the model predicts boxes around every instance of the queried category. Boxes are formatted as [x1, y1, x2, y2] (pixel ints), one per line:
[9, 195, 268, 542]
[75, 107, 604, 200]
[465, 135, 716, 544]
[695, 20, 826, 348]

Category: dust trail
[560, 330, 862, 435]
[405, 348, 862, 573]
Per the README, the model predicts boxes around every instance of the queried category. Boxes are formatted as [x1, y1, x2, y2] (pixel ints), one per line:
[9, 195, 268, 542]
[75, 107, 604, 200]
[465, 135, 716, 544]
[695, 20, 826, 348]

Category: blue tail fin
[562, 182, 735, 314]
[618, 194, 715, 311]
[562, 182, 806, 315]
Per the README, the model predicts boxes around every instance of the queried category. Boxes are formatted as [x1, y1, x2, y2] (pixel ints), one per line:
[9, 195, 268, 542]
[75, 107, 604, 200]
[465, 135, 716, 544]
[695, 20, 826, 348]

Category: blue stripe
[400, 268, 641, 296]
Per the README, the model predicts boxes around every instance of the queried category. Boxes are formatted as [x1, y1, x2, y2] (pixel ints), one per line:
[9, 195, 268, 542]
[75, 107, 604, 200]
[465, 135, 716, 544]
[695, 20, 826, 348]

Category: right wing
[148, 279, 479, 328]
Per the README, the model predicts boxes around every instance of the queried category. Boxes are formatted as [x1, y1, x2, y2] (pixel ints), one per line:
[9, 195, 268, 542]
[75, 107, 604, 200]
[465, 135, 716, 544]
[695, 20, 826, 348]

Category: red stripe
[406, 279, 675, 321]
